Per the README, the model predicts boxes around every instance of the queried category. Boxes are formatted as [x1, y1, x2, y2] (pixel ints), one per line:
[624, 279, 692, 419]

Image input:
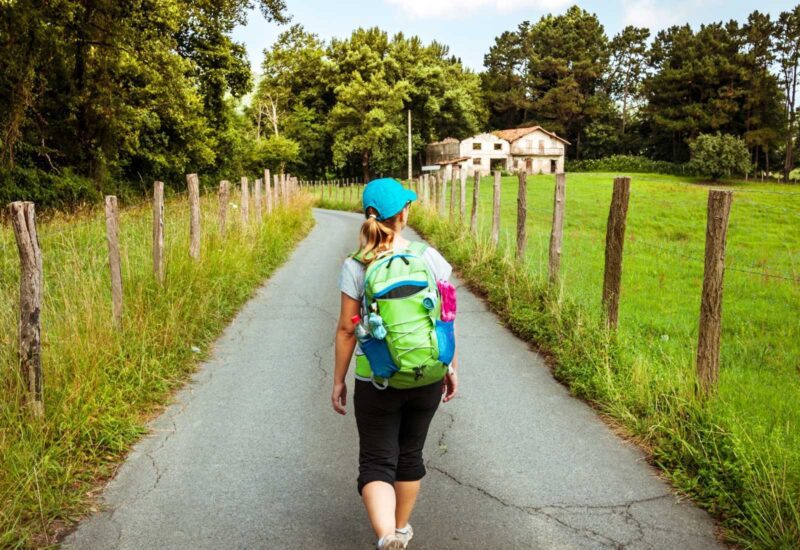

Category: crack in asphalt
[312, 343, 331, 384]
[293, 291, 338, 323]
[435, 410, 455, 456]
[427, 463, 675, 549]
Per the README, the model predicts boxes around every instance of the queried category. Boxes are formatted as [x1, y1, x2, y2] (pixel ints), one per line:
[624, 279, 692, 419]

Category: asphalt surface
[63, 209, 722, 549]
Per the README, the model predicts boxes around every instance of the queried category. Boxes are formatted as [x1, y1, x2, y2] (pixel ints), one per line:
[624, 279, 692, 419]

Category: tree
[0, 0, 291, 206]
[259, 26, 485, 179]
[775, 6, 800, 181]
[328, 69, 409, 182]
[481, 6, 612, 159]
[253, 24, 330, 175]
[608, 26, 649, 136]
[742, 11, 783, 175]
[689, 133, 752, 180]
[254, 134, 299, 173]
[643, 23, 754, 162]
[482, 30, 526, 129]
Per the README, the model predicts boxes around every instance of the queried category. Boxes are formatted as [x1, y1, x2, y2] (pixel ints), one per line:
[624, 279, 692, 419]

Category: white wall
[460, 133, 509, 176]
[509, 129, 566, 174]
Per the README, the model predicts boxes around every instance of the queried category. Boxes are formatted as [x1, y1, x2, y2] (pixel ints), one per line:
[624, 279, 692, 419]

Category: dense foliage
[0, 0, 288, 207]
[565, 155, 687, 175]
[688, 133, 753, 180]
[2, 3, 799, 207]
[483, 6, 800, 180]
[251, 25, 486, 181]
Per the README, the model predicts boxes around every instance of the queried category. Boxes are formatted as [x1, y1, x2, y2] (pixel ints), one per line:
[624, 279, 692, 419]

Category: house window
[473, 157, 482, 166]
[494, 143, 502, 150]
[472, 142, 482, 150]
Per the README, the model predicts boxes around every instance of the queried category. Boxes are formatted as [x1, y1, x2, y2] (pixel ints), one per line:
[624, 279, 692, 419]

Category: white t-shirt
[338, 243, 452, 301]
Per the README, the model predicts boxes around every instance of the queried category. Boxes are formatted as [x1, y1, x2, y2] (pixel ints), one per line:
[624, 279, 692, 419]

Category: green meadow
[469, 172, 799, 460]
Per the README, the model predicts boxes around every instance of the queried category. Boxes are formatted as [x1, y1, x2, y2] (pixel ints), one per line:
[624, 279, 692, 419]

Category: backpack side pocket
[360, 337, 399, 380]
[435, 319, 455, 366]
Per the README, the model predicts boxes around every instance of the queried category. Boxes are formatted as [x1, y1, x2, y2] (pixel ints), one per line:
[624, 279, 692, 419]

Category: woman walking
[333, 178, 459, 549]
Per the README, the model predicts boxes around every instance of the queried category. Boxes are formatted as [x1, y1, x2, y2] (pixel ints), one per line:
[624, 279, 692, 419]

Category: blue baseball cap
[362, 178, 417, 221]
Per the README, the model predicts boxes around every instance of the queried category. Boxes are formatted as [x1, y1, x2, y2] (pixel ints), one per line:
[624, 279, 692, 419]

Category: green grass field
[0, 192, 313, 547]
[469, 172, 799, 458]
[315, 172, 800, 546]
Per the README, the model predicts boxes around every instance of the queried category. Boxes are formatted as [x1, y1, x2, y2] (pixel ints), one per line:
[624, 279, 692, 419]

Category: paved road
[64, 209, 722, 549]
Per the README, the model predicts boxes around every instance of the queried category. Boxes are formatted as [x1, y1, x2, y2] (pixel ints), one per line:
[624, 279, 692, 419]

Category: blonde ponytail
[356, 207, 400, 264]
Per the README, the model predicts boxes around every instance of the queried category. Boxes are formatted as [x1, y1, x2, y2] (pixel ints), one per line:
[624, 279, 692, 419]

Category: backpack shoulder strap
[350, 249, 364, 264]
[406, 241, 428, 256]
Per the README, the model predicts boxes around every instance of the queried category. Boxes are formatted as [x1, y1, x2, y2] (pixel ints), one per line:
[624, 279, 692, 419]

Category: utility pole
[407, 109, 412, 181]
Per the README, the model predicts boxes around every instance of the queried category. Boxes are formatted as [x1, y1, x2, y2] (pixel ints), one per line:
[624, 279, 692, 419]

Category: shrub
[688, 133, 752, 181]
[566, 155, 687, 175]
[0, 167, 102, 209]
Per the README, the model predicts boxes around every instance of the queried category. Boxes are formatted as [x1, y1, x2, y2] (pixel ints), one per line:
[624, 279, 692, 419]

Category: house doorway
[550, 159, 557, 173]
[490, 158, 505, 172]
[525, 158, 532, 171]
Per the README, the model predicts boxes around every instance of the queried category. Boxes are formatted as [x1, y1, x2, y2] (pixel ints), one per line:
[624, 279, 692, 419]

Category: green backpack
[352, 242, 455, 390]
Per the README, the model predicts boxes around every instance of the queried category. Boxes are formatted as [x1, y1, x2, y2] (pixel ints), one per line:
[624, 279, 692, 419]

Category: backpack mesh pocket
[435, 319, 455, 366]
[359, 337, 398, 379]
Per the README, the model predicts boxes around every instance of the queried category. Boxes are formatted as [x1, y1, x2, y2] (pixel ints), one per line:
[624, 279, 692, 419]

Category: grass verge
[0, 192, 314, 548]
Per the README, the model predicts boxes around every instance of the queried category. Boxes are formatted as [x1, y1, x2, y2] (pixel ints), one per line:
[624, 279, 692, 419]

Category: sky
[233, 0, 798, 74]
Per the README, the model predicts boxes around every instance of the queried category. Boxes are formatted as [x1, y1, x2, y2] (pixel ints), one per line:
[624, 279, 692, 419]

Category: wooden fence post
[491, 170, 501, 248]
[153, 181, 164, 282]
[516, 170, 527, 260]
[254, 177, 262, 222]
[602, 176, 631, 329]
[264, 169, 272, 214]
[104, 195, 123, 328]
[439, 172, 447, 216]
[218, 180, 229, 234]
[187, 174, 201, 260]
[240, 176, 250, 226]
[273, 174, 280, 207]
[696, 190, 733, 394]
[548, 173, 566, 285]
[460, 167, 467, 223]
[450, 167, 458, 222]
[470, 170, 480, 237]
[8, 201, 44, 417]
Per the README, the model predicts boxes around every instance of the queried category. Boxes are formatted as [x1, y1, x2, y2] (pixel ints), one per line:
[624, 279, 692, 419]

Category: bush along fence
[306, 167, 800, 546]
[6, 171, 301, 419]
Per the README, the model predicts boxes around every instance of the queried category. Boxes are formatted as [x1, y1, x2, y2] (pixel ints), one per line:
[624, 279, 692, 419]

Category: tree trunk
[621, 65, 630, 136]
[784, 64, 797, 183]
[256, 102, 262, 141]
[362, 150, 370, 184]
[765, 146, 770, 177]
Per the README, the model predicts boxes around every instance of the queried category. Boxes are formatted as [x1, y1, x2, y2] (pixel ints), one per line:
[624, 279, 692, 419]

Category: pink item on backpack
[437, 280, 457, 322]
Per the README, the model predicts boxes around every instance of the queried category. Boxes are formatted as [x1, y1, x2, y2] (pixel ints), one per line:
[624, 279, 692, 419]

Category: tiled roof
[492, 126, 571, 145]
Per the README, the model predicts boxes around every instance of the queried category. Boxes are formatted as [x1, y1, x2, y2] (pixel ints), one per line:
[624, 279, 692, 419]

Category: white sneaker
[395, 524, 413, 548]
[376, 534, 405, 550]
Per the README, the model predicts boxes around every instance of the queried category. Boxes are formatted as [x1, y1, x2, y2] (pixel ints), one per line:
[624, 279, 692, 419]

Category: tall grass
[312, 174, 800, 548]
[0, 191, 314, 547]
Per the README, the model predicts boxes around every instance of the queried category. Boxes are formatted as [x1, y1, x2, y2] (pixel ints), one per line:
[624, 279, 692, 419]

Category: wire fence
[307, 168, 799, 396]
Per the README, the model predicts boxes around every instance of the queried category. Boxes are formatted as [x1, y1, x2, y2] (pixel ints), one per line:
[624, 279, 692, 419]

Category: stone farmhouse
[425, 126, 569, 178]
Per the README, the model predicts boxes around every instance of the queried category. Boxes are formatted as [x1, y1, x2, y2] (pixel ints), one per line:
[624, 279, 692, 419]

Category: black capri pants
[353, 379, 442, 494]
